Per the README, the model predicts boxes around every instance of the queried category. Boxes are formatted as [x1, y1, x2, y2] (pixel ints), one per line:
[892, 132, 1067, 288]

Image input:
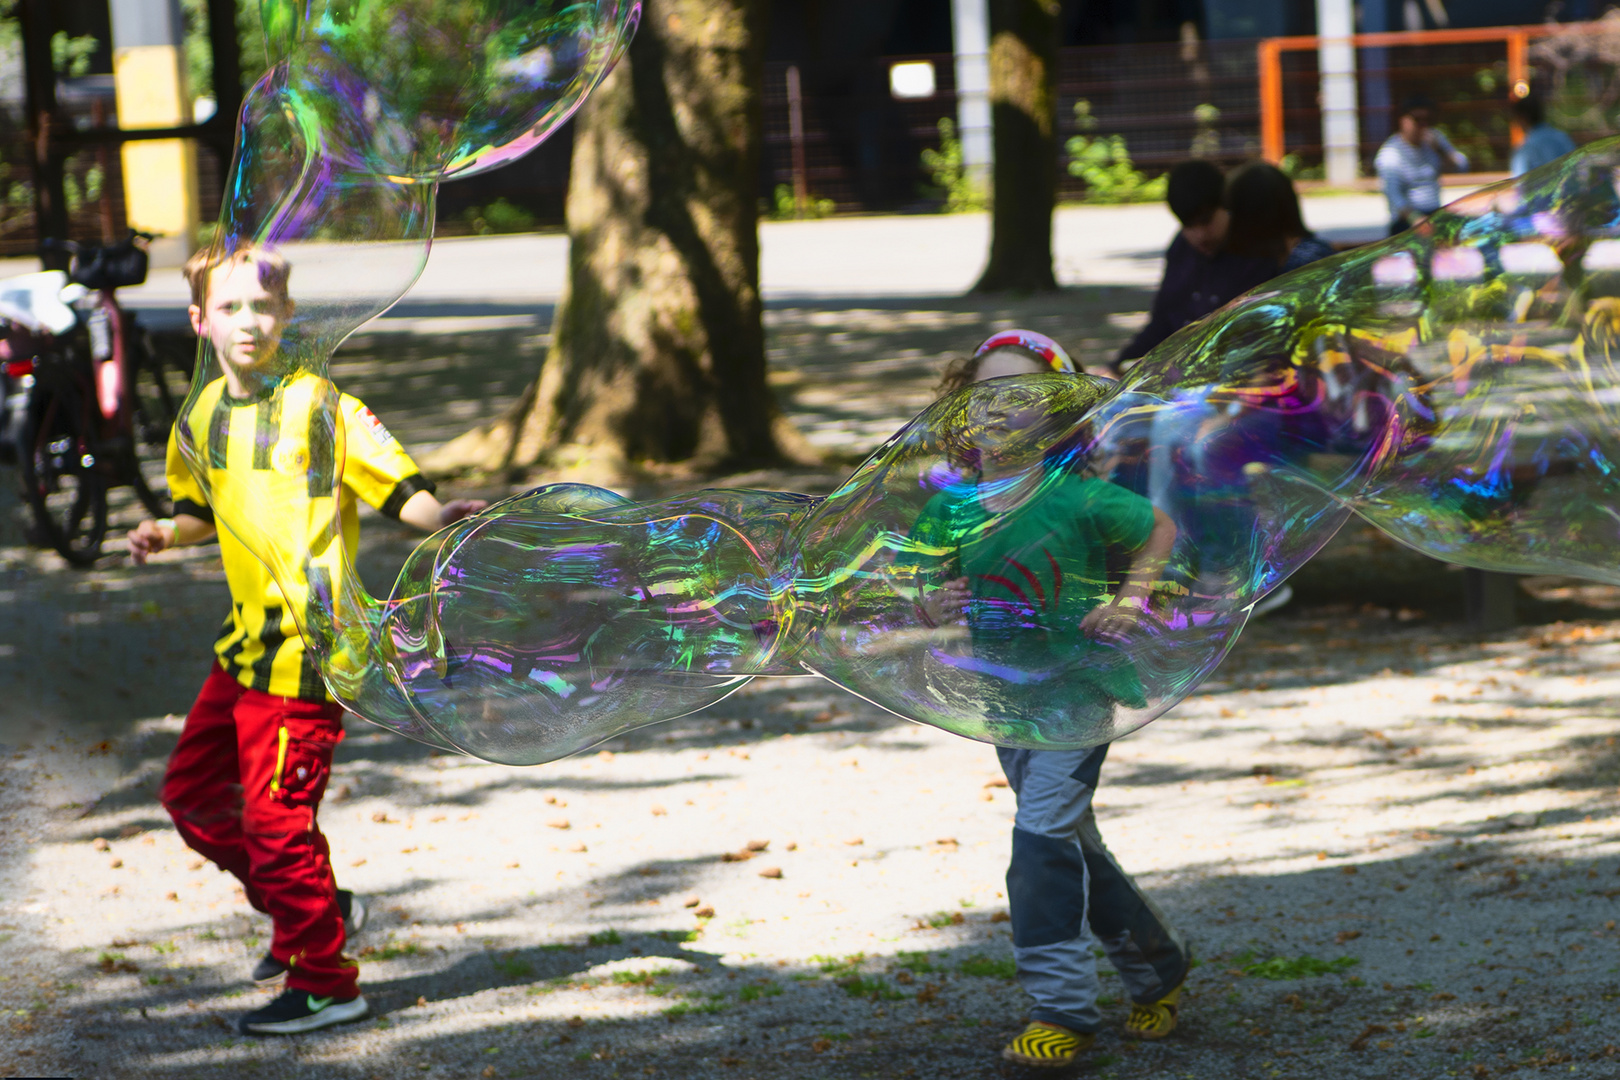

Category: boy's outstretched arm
[128, 514, 216, 565]
[397, 491, 488, 533]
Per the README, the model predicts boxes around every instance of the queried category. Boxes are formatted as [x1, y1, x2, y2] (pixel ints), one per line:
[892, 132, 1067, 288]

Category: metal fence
[1261, 20, 1620, 179]
[15, 25, 1619, 251]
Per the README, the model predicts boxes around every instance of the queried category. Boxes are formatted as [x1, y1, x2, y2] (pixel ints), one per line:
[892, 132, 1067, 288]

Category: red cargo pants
[161, 663, 358, 998]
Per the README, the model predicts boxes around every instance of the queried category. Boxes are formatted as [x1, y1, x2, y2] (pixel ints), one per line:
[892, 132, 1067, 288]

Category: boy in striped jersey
[127, 246, 485, 1035]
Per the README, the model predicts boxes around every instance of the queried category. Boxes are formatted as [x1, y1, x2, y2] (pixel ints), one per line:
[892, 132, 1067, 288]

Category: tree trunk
[429, 0, 807, 479]
[973, 0, 1060, 294]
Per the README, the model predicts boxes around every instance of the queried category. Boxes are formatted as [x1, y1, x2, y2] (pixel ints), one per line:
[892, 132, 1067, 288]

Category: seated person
[1223, 161, 1335, 274]
[1118, 161, 1277, 365]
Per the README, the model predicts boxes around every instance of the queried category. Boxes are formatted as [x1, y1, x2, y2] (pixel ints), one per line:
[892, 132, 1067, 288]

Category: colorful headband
[972, 329, 1078, 374]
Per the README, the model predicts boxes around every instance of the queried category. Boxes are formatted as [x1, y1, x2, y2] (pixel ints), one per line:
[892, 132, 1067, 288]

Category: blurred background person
[1222, 162, 1335, 275]
[1510, 91, 1575, 177]
[1376, 95, 1469, 236]
[1117, 161, 1276, 367]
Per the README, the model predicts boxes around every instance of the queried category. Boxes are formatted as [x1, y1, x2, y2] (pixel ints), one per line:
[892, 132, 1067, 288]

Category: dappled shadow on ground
[34, 816, 1620, 1080]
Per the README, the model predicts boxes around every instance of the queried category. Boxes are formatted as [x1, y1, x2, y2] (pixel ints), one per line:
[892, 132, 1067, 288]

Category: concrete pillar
[951, 0, 992, 195]
[110, 0, 198, 266]
[1316, 0, 1360, 185]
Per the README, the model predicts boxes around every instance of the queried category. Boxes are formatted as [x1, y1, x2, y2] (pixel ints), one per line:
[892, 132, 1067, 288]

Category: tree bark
[973, 0, 1060, 294]
[428, 0, 807, 478]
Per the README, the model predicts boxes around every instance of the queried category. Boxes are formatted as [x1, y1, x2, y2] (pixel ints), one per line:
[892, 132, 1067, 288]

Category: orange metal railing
[1257, 23, 1588, 166]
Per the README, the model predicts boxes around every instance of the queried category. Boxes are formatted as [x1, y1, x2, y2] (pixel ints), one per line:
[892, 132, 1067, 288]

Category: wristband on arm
[155, 518, 178, 548]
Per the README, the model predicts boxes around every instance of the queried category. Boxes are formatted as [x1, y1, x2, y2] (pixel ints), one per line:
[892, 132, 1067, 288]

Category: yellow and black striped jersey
[167, 374, 433, 701]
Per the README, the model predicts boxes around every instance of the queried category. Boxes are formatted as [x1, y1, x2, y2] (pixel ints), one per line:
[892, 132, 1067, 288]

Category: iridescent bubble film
[363, 144, 1620, 765]
[177, 5, 1620, 764]
[172, 0, 639, 753]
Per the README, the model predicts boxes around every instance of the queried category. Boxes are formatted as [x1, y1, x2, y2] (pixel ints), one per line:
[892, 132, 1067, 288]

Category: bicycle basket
[70, 240, 148, 290]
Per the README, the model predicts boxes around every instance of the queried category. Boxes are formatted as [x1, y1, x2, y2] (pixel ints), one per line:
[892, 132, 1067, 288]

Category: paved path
[0, 191, 1422, 332]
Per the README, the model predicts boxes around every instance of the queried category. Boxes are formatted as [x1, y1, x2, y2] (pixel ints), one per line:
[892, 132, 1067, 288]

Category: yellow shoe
[1123, 983, 1181, 1040]
[1000, 1021, 1095, 1067]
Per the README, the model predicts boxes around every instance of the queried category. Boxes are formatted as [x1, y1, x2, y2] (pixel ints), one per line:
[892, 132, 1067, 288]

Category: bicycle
[0, 231, 189, 565]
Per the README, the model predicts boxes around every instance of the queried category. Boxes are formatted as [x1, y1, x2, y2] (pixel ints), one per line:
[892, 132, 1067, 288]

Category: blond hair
[182, 245, 291, 308]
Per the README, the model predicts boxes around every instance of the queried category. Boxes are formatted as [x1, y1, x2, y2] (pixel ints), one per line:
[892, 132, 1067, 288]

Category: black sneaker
[251, 891, 367, 986]
[238, 987, 369, 1035]
[337, 889, 368, 938]
[252, 953, 288, 987]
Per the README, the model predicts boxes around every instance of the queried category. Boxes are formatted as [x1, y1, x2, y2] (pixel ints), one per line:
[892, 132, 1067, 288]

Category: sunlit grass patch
[1240, 953, 1359, 979]
[958, 955, 1017, 979]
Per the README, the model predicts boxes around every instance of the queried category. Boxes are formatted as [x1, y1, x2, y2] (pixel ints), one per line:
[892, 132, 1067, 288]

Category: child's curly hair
[936, 344, 1057, 397]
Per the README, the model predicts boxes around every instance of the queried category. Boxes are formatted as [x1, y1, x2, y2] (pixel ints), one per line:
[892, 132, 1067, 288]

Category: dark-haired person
[1375, 95, 1468, 236]
[1118, 160, 1275, 365]
[1223, 162, 1335, 274]
[1510, 92, 1575, 177]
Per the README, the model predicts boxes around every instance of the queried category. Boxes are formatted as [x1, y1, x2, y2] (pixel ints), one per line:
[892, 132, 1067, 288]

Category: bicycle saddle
[0, 271, 78, 335]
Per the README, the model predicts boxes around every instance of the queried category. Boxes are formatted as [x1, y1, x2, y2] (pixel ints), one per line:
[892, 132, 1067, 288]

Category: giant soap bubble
[177, 1, 1620, 764]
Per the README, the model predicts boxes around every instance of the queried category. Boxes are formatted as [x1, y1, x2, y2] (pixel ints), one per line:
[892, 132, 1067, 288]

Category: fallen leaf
[1335, 930, 1362, 944]
[682, 895, 702, 908]
[482, 1068, 498, 1079]
[983, 778, 1008, 789]
[758, 866, 783, 879]
[1349, 1023, 1388, 1051]
[567, 1016, 586, 1028]
[547, 818, 571, 830]
[109, 859, 123, 869]
[650, 805, 667, 816]
[745, 839, 770, 852]
[990, 911, 1010, 923]
[568, 842, 587, 853]
[416, 996, 428, 1007]
[91, 838, 109, 852]
[694, 905, 715, 919]
[371, 812, 392, 824]
[845, 838, 864, 847]
[811, 1039, 831, 1053]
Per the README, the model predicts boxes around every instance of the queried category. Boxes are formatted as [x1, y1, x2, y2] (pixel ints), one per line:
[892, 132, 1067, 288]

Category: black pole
[204, 0, 244, 160]
[17, 0, 69, 269]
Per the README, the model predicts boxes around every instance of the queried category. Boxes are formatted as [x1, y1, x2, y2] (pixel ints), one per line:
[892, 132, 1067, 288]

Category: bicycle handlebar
[40, 229, 156, 257]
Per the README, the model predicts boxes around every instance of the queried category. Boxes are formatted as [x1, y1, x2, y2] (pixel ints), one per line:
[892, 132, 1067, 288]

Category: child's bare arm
[397, 491, 488, 533]
[128, 514, 216, 565]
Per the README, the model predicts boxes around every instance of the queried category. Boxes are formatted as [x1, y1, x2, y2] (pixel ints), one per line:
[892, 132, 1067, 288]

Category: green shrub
[920, 118, 987, 213]
[463, 197, 538, 235]
[1065, 101, 1167, 204]
[771, 184, 836, 220]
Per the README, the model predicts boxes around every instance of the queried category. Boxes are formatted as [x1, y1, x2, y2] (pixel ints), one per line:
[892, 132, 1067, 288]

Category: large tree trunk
[973, 0, 1060, 293]
[428, 0, 806, 478]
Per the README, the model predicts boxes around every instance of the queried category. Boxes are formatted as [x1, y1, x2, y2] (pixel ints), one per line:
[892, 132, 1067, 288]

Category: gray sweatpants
[998, 745, 1188, 1034]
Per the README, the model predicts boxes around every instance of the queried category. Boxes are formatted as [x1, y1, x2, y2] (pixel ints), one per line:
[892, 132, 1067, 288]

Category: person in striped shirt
[1375, 95, 1468, 236]
[126, 246, 485, 1036]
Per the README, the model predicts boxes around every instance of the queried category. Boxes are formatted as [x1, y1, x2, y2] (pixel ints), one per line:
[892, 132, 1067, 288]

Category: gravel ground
[5, 610, 1620, 1079]
[4, 291, 1620, 1079]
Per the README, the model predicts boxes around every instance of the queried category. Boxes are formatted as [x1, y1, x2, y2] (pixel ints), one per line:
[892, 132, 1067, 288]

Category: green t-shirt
[903, 471, 1156, 705]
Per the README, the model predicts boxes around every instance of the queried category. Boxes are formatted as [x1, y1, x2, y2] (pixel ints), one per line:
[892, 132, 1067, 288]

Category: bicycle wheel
[128, 316, 187, 448]
[19, 379, 109, 567]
